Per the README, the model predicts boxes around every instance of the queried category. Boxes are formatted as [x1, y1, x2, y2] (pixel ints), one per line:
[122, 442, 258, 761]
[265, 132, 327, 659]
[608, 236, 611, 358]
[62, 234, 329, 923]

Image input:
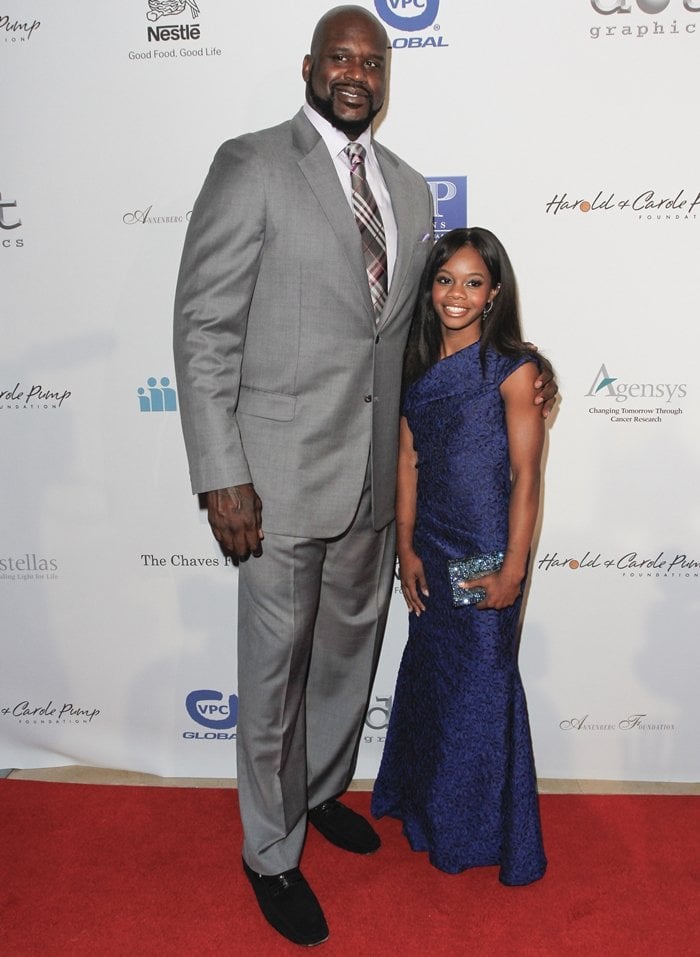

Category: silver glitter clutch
[447, 550, 505, 607]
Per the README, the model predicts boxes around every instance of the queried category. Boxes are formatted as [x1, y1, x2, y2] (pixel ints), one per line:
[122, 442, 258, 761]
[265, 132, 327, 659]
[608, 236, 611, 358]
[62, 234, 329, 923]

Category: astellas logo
[374, 0, 448, 49]
[426, 176, 467, 237]
[183, 689, 238, 740]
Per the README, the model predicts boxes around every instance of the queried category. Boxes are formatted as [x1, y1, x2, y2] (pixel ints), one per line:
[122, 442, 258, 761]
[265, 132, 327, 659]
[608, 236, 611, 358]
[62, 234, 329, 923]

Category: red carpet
[1, 781, 697, 956]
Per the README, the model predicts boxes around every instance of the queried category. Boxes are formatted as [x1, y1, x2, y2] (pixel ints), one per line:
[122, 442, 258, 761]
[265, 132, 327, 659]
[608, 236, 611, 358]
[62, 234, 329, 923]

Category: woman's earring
[482, 301, 493, 320]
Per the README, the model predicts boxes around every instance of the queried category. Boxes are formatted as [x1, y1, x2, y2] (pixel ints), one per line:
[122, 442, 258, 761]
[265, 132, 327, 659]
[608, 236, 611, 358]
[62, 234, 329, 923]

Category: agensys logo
[426, 177, 467, 237]
[374, 0, 449, 49]
[183, 689, 238, 740]
[138, 377, 177, 412]
[586, 362, 686, 405]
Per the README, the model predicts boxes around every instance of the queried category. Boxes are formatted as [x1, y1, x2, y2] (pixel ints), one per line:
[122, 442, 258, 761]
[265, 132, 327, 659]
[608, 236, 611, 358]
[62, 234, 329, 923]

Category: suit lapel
[375, 143, 418, 331]
[293, 112, 376, 322]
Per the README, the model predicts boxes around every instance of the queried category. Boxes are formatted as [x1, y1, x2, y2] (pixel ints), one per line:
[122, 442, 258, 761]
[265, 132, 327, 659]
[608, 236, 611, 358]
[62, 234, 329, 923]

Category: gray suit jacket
[174, 109, 433, 536]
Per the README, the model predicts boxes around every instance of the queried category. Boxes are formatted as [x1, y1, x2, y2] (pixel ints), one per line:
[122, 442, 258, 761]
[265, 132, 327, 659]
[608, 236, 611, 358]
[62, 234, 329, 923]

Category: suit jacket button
[364, 394, 372, 403]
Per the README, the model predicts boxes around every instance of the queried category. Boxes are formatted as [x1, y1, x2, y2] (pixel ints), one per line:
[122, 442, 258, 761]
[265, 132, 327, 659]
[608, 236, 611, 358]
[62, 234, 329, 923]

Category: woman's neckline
[439, 339, 481, 362]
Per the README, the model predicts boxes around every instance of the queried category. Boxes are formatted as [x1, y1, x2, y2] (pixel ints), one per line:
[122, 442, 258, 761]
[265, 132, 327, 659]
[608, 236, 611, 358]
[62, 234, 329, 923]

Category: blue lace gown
[371, 342, 547, 885]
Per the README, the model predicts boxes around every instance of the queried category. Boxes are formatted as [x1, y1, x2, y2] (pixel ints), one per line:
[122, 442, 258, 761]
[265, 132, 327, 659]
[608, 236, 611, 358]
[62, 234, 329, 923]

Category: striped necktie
[344, 142, 388, 318]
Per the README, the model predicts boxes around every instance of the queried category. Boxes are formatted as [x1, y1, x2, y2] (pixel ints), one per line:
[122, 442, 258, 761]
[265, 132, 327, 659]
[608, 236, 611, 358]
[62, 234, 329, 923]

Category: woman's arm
[396, 416, 429, 615]
[478, 361, 545, 610]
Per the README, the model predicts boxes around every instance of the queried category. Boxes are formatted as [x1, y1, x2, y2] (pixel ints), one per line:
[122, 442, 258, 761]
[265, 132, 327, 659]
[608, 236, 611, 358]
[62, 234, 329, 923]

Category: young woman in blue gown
[371, 227, 548, 886]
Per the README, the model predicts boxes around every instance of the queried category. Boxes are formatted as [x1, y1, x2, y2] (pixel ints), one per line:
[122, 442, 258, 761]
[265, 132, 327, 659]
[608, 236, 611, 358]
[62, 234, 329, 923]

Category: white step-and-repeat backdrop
[3, 0, 698, 782]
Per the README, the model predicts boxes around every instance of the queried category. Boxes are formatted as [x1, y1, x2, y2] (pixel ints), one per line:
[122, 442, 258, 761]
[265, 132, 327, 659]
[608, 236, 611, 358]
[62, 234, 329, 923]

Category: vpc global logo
[374, 0, 449, 49]
[426, 176, 467, 237]
[183, 689, 238, 740]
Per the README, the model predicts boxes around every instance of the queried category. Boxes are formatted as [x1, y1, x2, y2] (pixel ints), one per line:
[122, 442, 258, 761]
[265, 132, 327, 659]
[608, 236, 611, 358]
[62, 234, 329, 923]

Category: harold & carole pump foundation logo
[545, 188, 700, 223]
[537, 549, 699, 582]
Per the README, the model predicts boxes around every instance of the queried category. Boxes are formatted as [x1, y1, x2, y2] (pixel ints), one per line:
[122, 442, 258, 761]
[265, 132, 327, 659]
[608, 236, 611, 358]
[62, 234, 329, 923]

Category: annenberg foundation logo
[559, 713, 675, 733]
[0, 191, 23, 249]
[183, 689, 238, 740]
[123, 205, 191, 226]
[426, 176, 467, 238]
[545, 188, 700, 223]
[585, 362, 687, 424]
[374, 0, 450, 49]
[588, 0, 700, 39]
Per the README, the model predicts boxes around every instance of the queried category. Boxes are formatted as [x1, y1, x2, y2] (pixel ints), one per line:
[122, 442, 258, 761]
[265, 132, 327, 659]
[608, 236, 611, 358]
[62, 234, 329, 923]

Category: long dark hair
[403, 227, 532, 388]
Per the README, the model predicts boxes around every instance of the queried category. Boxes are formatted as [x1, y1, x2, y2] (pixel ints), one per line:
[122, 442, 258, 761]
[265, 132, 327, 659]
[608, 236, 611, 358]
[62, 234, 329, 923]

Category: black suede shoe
[242, 858, 329, 947]
[307, 799, 381, 854]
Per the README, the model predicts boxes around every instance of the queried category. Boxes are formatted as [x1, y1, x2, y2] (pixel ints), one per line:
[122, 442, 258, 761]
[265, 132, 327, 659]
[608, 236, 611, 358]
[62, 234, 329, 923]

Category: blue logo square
[425, 176, 468, 238]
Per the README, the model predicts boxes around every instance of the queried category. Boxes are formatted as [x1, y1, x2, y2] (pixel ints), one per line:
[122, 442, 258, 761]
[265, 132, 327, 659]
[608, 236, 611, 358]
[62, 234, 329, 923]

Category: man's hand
[528, 349, 558, 418]
[207, 484, 263, 560]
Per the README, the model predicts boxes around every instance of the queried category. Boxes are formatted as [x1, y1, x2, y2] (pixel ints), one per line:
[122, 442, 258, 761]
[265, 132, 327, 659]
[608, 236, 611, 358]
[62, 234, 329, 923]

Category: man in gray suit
[174, 5, 554, 946]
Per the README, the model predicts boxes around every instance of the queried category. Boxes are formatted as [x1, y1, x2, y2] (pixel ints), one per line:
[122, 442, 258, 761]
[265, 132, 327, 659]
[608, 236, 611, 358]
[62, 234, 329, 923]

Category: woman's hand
[466, 570, 523, 610]
[399, 550, 429, 615]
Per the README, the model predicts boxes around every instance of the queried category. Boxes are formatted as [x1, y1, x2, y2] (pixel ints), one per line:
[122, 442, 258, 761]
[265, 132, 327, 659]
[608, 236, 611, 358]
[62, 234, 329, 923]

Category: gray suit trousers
[236, 467, 396, 874]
